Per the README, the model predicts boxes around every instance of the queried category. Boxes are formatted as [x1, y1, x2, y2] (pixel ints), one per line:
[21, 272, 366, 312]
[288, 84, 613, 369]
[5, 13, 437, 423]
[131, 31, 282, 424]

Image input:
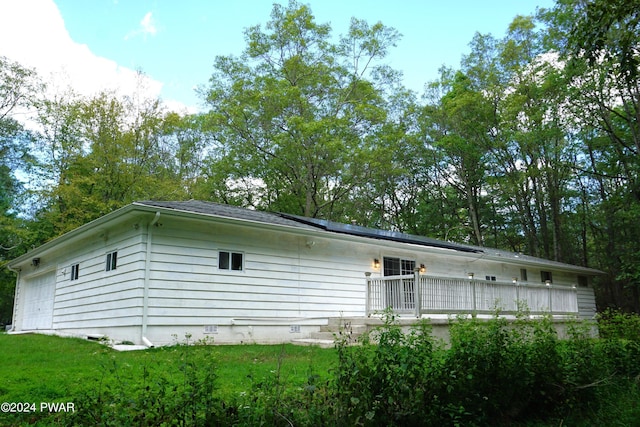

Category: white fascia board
[7, 204, 142, 269]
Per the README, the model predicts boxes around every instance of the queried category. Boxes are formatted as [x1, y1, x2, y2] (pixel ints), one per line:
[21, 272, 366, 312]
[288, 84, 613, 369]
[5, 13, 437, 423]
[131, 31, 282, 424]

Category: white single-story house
[7, 200, 601, 346]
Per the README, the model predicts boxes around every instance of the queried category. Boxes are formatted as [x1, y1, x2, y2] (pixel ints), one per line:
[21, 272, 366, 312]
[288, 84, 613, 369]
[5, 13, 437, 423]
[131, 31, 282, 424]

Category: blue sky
[1, 0, 556, 112]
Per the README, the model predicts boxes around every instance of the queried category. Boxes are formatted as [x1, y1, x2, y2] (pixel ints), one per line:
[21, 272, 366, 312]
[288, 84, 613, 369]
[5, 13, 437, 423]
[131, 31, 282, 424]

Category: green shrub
[333, 309, 440, 426]
[229, 345, 335, 426]
[23, 312, 638, 426]
[330, 309, 640, 426]
[437, 313, 565, 425]
[67, 336, 227, 426]
[590, 310, 640, 392]
[597, 309, 640, 342]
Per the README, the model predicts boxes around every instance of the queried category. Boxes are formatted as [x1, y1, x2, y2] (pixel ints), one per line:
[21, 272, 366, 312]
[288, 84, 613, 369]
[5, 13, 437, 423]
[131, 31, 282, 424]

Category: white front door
[20, 271, 56, 330]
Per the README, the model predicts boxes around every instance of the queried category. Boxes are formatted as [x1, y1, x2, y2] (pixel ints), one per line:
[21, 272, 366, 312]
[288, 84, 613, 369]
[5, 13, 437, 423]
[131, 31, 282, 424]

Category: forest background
[1, 0, 638, 324]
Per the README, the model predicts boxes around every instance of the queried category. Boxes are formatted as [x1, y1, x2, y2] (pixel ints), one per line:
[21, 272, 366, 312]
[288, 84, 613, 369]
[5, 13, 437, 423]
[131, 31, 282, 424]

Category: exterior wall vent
[203, 325, 218, 334]
[289, 325, 301, 333]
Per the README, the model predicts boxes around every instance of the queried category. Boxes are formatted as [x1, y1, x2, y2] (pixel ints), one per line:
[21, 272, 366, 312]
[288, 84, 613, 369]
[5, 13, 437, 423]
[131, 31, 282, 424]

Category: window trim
[520, 268, 528, 282]
[382, 256, 415, 276]
[218, 250, 244, 271]
[106, 251, 118, 272]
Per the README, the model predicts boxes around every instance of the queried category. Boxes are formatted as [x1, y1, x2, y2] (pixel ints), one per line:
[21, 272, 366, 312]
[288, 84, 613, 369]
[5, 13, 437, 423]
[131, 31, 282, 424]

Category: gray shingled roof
[135, 200, 318, 230]
[136, 200, 481, 253]
[8, 200, 602, 275]
[135, 200, 603, 274]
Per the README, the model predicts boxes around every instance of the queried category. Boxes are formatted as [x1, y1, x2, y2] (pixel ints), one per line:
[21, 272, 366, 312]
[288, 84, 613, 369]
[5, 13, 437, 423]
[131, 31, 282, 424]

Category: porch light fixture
[545, 280, 551, 286]
[32, 258, 40, 267]
[419, 263, 426, 273]
[373, 258, 380, 269]
[512, 277, 518, 284]
[467, 272, 474, 280]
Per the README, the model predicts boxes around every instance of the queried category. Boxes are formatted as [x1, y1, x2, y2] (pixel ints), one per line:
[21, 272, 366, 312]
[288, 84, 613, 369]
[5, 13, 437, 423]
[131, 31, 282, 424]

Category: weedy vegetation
[1, 310, 639, 426]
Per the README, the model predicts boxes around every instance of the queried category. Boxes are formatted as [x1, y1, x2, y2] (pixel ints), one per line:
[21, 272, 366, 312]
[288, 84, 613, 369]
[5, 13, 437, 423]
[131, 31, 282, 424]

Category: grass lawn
[0, 332, 337, 424]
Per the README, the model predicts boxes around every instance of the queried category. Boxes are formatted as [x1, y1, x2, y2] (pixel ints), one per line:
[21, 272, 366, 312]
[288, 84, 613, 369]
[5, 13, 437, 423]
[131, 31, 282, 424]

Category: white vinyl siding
[577, 287, 597, 320]
[10, 206, 600, 345]
[145, 218, 367, 331]
[51, 223, 145, 330]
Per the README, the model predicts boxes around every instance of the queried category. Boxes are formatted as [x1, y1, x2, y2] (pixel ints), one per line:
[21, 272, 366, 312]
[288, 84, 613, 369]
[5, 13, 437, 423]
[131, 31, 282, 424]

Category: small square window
[541, 271, 553, 283]
[70, 263, 79, 281]
[106, 251, 118, 271]
[219, 251, 243, 271]
[520, 268, 528, 282]
[485, 275, 496, 281]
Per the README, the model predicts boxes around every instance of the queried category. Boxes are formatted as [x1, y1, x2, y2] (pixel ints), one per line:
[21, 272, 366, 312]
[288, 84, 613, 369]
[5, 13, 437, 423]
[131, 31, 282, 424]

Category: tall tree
[0, 57, 43, 325]
[541, 0, 640, 310]
[422, 69, 493, 246]
[33, 89, 187, 235]
[201, 0, 403, 218]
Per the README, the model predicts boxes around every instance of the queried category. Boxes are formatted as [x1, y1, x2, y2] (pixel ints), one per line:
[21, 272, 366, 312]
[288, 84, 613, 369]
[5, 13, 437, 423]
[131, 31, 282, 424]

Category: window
[485, 275, 497, 281]
[541, 270, 553, 283]
[106, 251, 118, 272]
[520, 268, 528, 282]
[382, 256, 416, 310]
[70, 263, 79, 281]
[383, 257, 415, 276]
[578, 276, 588, 287]
[219, 251, 243, 271]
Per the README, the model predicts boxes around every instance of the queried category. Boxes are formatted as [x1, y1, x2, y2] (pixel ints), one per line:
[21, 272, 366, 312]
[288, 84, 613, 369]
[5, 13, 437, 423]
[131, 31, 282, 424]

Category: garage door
[21, 271, 56, 330]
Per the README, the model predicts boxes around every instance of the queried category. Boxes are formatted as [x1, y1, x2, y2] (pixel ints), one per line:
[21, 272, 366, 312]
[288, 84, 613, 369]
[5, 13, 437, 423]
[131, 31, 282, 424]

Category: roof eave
[481, 252, 606, 276]
[8, 204, 142, 269]
[8, 201, 608, 278]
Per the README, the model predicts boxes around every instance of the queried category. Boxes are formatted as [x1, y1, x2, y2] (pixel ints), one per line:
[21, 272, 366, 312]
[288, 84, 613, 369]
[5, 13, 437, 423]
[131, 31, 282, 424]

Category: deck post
[365, 272, 371, 317]
[468, 272, 476, 313]
[546, 280, 552, 314]
[414, 267, 421, 318]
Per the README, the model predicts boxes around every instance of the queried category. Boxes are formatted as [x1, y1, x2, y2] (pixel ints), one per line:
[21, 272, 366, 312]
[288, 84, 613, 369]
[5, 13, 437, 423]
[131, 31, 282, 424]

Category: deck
[366, 273, 578, 317]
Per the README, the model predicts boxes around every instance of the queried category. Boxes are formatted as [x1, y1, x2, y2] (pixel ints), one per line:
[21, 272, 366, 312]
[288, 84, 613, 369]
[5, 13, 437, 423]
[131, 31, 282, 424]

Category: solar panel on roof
[277, 213, 483, 254]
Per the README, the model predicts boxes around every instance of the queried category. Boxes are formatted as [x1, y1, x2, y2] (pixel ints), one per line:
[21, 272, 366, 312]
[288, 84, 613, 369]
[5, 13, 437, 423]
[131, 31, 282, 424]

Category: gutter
[141, 211, 161, 347]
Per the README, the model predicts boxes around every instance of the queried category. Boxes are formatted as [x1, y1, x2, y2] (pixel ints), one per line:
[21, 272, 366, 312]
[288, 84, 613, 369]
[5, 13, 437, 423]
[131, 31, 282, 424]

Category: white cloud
[141, 12, 157, 36]
[0, 1, 169, 107]
[125, 11, 158, 40]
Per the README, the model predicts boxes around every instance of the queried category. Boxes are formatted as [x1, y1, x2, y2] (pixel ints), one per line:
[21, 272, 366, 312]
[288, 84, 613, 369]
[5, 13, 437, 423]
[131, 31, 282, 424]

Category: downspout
[6, 265, 20, 332]
[141, 211, 161, 347]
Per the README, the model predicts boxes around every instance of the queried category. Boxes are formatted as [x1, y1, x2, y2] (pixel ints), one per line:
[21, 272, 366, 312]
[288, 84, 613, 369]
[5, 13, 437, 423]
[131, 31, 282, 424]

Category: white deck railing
[366, 273, 579, 317]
